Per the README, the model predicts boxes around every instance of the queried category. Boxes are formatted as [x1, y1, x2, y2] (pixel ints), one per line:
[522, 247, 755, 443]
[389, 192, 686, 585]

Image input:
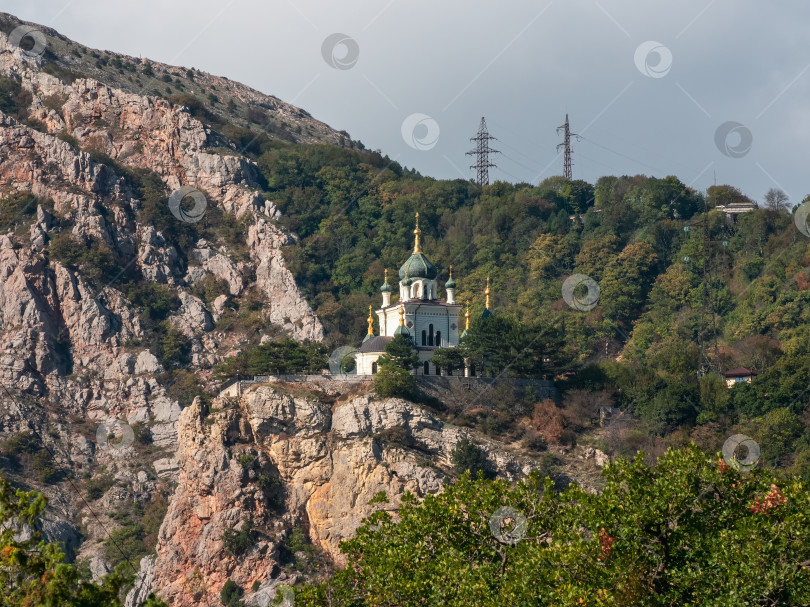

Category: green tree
[296, 445, 810, 606]
[220, 579, 245, 607]
[214, 340, 328, 379]
[429, 347, 465, 375]
[600, 241, 659, 326]
[0, 476, 168, 606]
[374, 335, 419, 399]
[459, 315, 560, 378]
[450, 437, 494, 479]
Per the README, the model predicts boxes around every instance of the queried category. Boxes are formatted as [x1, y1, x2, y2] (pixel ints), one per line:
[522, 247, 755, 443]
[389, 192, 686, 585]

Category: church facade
[355, 214, 467, 376]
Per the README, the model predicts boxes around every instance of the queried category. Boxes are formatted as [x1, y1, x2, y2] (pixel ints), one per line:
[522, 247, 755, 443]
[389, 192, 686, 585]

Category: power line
[579, 136, 669, 174]
[466, 117, 499, 186]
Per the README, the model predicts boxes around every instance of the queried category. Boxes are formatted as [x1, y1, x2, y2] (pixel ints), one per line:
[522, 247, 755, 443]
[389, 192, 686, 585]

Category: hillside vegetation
[248, 141, 810, 479]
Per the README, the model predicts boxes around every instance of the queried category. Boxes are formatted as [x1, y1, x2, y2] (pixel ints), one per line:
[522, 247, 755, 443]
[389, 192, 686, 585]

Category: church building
[355, 214, 470, 376]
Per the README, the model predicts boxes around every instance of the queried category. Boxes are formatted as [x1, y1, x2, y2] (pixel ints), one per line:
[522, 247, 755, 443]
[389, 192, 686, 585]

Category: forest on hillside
[249, 141, 810, 480]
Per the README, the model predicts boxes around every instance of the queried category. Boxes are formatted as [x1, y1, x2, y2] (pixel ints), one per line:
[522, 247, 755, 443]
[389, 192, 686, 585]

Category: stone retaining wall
[219, 374, 557, 402]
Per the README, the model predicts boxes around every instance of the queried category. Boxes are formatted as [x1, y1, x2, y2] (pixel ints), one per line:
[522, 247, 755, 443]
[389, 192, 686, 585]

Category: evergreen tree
[374, 335, 419, 399]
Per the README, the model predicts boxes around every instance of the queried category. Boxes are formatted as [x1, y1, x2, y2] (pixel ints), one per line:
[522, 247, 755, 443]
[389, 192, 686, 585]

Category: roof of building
[399, 252, 438, 281]
[358, 336, 393, 353]
[723, 367, 759, 378]
[445, 275, 456, 289]
[393, 324, 410, 337]
[380, 279, 392, 293]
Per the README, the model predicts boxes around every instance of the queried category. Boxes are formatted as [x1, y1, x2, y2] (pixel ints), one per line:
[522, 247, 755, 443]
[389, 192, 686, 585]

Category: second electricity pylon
[466, 117, 498, 186]
[556, 113, 579, 180]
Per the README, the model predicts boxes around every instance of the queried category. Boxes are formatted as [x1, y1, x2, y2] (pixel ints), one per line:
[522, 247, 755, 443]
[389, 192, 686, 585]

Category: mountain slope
[0, 12, 350, 147]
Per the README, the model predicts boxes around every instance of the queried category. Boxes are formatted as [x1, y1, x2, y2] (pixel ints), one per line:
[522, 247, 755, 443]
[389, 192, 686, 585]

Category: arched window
[447, 367, 453, 376]
[421, 330, 426, 346]
[428, 324, 434, 346]
[435, 331, 441, 347]
[470, 365, 476, 377]
[371, 362, 378, 374]
[423, 361, 430, 375]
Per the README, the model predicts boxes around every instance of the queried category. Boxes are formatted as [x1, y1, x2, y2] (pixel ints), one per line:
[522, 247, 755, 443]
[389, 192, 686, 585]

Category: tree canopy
[295, 445, 810, 606]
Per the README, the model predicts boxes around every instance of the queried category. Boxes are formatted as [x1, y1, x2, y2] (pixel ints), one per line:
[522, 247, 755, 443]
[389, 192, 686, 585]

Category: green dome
[445, 276, 456, 289]
[380, 280, 392, 293]
[481, 308, 493, 319]
[394, 324, 411, 337]
[399, 253, 438, 281]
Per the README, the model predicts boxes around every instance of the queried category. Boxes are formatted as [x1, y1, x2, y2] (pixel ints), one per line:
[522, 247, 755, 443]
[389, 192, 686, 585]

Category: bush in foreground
[0, 475, 167, 606]
[295, 445, 810, 606]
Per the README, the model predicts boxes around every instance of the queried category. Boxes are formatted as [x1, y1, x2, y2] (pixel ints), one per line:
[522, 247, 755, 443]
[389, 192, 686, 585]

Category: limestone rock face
[150, 385, 549, 605]
[0, 16, 325, 591]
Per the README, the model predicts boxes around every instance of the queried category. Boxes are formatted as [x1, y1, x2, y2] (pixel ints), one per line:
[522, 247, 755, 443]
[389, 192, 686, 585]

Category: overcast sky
[6, 0, 810, 204]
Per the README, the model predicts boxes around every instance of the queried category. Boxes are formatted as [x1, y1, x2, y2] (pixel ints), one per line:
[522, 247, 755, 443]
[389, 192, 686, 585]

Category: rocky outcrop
[124, 556, 156, 607]
[150, 384, 551, 605]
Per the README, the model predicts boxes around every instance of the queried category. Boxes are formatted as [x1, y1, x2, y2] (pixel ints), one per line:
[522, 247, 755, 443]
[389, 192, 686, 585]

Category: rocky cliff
[146, 384, 554, 606]
[0, 12, 326, 589]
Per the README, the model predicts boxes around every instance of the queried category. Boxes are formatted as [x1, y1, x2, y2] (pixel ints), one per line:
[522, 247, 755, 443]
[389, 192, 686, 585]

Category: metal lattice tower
[466, 117, 498, 186]
[556, 113, 579, 180]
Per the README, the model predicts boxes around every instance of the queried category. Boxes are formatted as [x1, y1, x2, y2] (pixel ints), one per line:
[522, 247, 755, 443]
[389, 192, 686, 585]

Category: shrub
[104, 524, 147, 567]
[0, 76, 32, 121]
[49, 232, 128, 288]
[450, 437, 494, 479]
[190, 274, 230, 306]
[237, 453, 255, 468]
[256, 473, 285, 512]
[32, 449, 60, 483]
[85, 474, 114, 501]
[57, 130, 80, 149]
[132, 423, 153, 446]
[0, 192, 38, 229]
[126, 283, 180, 324]
[375, 426, 416, 450]
[165, 369, 209, 408]
[220, 579, 244, 606]
[157, 322, 192, 368]
[222, 519, 255, 557]
[521, 431, 548, 452]
[280, 526, 322, 572]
